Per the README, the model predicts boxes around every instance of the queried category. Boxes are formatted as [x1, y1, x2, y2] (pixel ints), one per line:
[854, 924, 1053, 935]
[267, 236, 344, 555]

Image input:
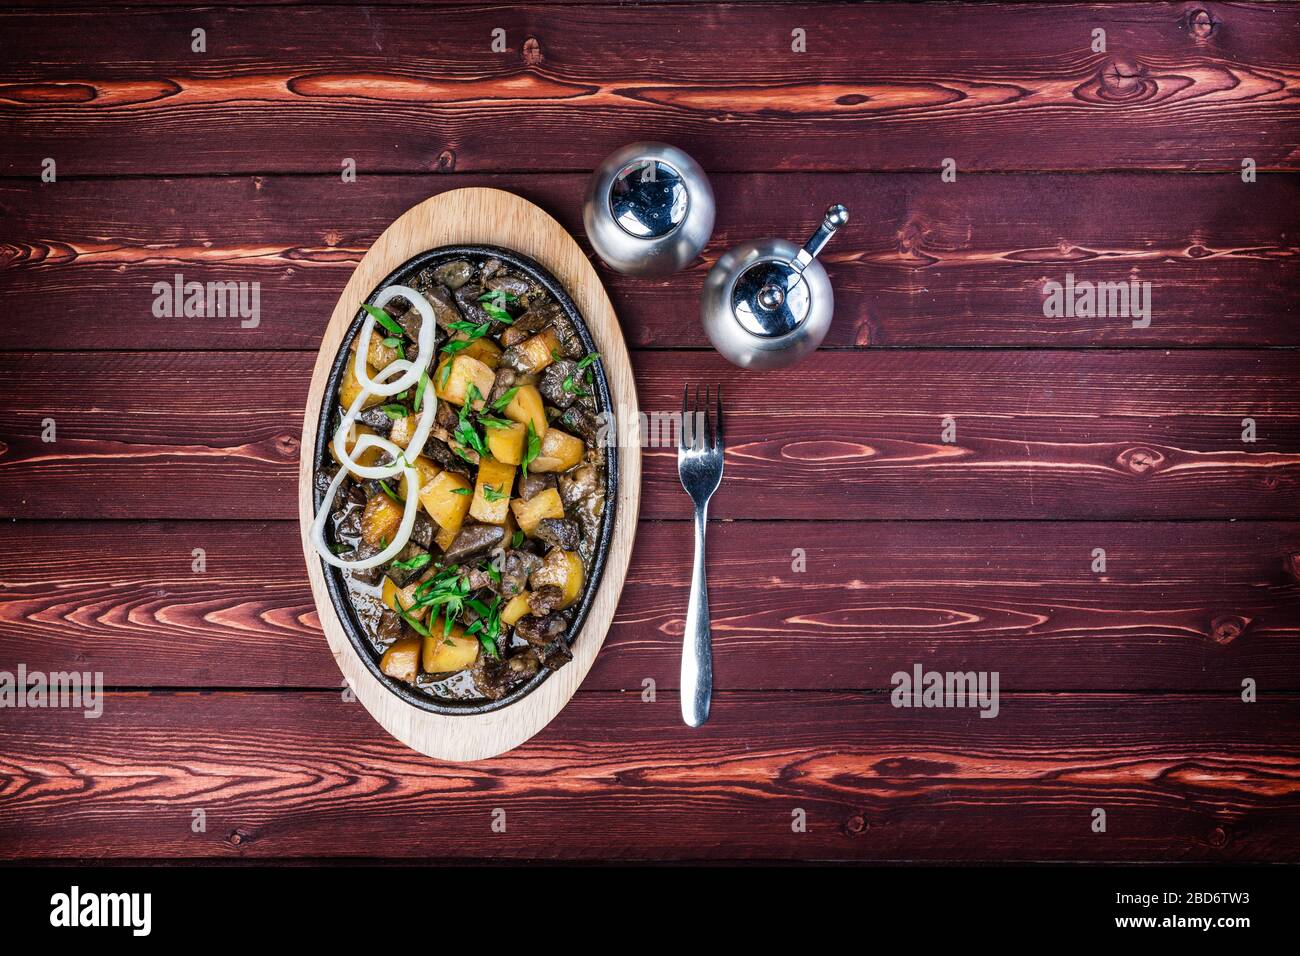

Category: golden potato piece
[380, 637, 420, 683]
[530, 427, 584, 473]
[510, 488, 565, 537]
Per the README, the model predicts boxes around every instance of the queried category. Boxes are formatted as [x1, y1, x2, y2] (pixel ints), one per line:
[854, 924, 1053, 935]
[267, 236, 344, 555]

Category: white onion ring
[353, 285, 435, 396]
[310, 287, 440, 570]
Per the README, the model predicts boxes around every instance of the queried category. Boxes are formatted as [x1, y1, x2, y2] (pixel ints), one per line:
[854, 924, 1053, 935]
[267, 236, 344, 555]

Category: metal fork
[678, 385, 724, 727]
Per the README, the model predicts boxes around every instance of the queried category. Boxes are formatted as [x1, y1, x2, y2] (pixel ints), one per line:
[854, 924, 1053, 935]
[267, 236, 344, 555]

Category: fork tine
[702, 384, 712, 449]
[713, 385, 723, 451]
[680, 385, 689, 450]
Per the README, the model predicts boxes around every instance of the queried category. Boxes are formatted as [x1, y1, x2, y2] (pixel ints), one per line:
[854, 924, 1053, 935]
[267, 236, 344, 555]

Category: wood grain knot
[1207, 825, 1229, 848]
[276, 435, 301, 459]
[522, 36, 544, 67]
[1116, 446, 1165, 476]
[1184, 8, 1220, 40]
[226, 828, 255, 847]
[1210, 614, 1251, 645]
[845, 815, 867, 835]
[1099, 58, 1149, 98]
[1080, 58, 1158, 105]
[436, 149, 456, 172]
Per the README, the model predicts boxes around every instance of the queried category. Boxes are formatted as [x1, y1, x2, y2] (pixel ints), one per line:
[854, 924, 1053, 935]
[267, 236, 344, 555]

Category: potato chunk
[528, 548, 584, 609]
[470, 456, 516, 525]
[434, 355, 494, 408]
[382, 575, 428, 622]
[454, 337, 503, 370]
[422, 621, 480, 673]
[419, 470, 473, 534]
[380, 637, 420, 683]
[501, 591, 532, 627]
[510, 487, 565, 537]
[339, 346, 385, 410]
[330, 423, 384, 471]
[530, 427, 584, 473]
[512, 328, 560, 374]
[366, 329, 400, 370]
[398, 454, 441, 501]
[361, 492, 404, 547]
[388, 410, 416, 448]
[486, 420, 528, 465]
[502, 384, 547, 438]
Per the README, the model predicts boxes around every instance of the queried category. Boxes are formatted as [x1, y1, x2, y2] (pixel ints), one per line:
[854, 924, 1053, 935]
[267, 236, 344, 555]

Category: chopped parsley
[362, 303, 405, 338]
[521, 421, 541, 478]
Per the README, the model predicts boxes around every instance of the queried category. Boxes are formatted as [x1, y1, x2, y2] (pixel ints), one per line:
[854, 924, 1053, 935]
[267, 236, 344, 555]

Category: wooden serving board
[297, 187, 641, 762]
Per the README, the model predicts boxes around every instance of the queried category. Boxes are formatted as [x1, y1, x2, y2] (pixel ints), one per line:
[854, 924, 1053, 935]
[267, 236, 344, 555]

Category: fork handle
[681, 503, 713, 727]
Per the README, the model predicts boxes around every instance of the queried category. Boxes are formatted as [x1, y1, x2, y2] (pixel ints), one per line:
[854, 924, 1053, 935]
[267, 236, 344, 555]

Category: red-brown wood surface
[2, 350, 1297, 520]
[0, 1, 1298, 864]
[2, 520, 1296, 692]
[4, 173, 1298, 349]
[2, 4, 1299, 174]
[2, 691, 1298, 862]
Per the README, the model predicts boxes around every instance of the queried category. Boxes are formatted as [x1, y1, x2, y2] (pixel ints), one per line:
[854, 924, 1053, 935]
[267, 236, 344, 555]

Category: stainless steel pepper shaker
[583, 142, 715, 277]
[700, 204, 848, 369]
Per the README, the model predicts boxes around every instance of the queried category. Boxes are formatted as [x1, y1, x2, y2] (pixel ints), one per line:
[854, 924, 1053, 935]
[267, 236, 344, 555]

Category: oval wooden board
[298, 187, 641, 762]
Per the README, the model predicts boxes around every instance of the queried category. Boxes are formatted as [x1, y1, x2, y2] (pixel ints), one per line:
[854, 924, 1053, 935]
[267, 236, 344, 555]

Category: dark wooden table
[1, 1, 1298, 863]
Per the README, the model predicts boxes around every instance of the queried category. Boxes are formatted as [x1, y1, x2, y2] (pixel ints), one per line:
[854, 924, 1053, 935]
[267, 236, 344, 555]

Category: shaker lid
[731, 258, 811, 337]
[609, 159, 689, 239]
[728, 204, 848, 338]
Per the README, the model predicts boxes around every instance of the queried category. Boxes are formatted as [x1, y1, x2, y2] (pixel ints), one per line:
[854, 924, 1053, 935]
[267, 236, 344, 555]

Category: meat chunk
[550, 312, 586, 360]
[500, 549, 543, 598]
[559, 404, 601, 443]
[409, 512, 436, 550]
[442, 523, 505, 564]
[453, 281, 493, 328]
[485, 274, 530, 298]
[528, 585, 566, 617]
[488, 367, 517, 405]
[432, 260, 475, 290]
[354, 405, 394, 435]
[537, 636, 573, 671]
[535, 517, 580, 552]
[559, 464, 599, 508]
[514, 611, 567, 647]
[539, 360, 579, 409]
[518, 472, 557, 502]
[385, 542, 430, 587]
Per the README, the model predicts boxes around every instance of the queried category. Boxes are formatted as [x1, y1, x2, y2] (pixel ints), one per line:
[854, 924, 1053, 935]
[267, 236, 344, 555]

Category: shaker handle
[793, 204, 849, 273]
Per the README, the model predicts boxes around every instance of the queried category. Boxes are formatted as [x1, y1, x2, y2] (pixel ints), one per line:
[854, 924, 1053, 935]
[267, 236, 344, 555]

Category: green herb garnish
[362, 303, 405, 338]
[414, 370, 430, 412]
[378, 480, 404, 505]
[381, 403, 408, 420]
[489, 386, 519, 412]
[482, 483, 507, 503]
[450, 486, 472, 496]
[521, 421, 541, 478]
[394, 605, 430, 637]
[390, 551, 432, 573]
[511, 530, 524, 548]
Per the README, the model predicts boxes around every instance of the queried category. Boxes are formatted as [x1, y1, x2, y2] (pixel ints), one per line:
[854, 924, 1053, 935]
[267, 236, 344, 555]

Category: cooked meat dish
[310, 254, 608, 703]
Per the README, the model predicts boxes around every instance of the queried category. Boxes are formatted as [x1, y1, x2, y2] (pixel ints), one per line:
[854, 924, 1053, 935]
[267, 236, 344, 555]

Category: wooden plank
[1, 350, 1297, 520]
[0, 690, 1296, 861]
[3, 172, 1298, 349]
[2, 521, 1297, 692]
[3, 4, 1297, 174]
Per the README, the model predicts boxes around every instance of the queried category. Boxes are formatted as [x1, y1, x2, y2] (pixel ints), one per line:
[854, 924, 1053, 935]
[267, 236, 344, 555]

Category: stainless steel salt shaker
[583, 142, 715, 276]
[700, 204, 849, 369]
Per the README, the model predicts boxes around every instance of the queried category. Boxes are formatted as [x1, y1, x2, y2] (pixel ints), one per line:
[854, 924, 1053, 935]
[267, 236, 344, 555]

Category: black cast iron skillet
[312, 244, 618, 716]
